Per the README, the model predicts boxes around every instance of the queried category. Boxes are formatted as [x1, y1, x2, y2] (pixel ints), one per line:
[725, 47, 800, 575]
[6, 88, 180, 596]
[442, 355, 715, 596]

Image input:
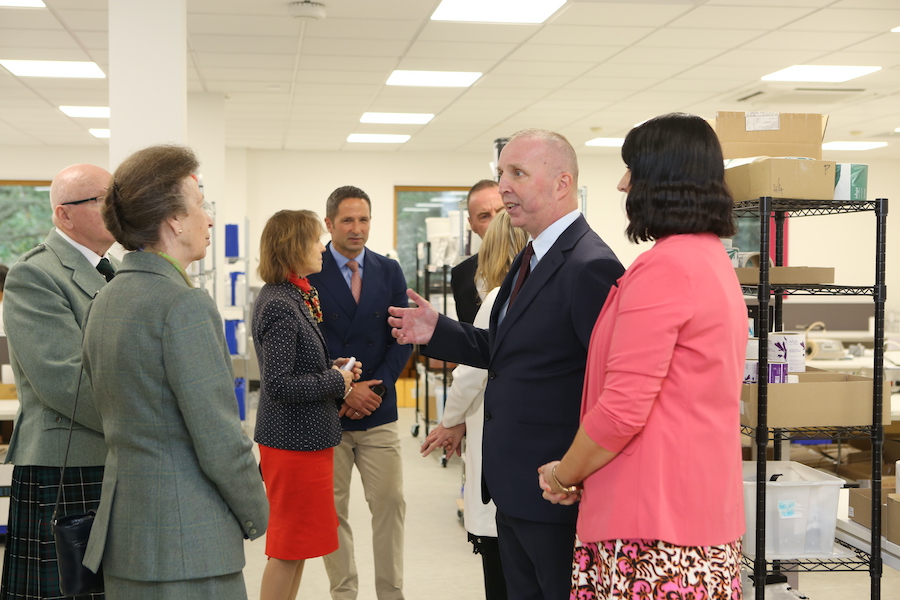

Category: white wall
[3, 144, 899, 322]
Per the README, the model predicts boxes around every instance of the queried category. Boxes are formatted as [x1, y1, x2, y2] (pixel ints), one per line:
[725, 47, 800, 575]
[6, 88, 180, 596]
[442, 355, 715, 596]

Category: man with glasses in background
[1, 163, 118, 599]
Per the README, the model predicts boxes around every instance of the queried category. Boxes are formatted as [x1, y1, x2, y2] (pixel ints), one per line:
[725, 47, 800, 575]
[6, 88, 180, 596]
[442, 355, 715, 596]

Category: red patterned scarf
[288, 272, 323, 323]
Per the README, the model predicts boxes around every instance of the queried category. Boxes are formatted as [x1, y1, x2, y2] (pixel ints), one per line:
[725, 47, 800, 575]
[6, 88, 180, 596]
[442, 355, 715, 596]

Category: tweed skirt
[0, 464, 105, 600]
[103, 571, 246, 600]
[258, 444, 338, 560]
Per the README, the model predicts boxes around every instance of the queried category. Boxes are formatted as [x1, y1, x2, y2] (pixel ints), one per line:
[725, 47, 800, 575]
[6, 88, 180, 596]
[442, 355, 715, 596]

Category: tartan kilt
[0, 465, 105, 600]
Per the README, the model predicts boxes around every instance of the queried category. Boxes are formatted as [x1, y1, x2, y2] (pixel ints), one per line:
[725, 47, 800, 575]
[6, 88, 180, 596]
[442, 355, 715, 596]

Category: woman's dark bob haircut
[622, 112, 736, 243]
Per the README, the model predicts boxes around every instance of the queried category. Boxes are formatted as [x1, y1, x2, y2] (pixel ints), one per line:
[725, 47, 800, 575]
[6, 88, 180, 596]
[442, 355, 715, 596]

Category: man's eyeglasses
[61, 197, 99, 206]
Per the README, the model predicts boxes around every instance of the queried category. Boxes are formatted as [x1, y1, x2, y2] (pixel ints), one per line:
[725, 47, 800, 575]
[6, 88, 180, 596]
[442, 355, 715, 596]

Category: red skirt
[259, 444, 339, 560]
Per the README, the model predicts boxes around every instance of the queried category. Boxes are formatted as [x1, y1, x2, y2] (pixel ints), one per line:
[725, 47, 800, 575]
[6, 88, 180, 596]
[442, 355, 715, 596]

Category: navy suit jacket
[308, 245, 412, 431]
[450, 253, 480, 324]
[425, 215, 624, 524]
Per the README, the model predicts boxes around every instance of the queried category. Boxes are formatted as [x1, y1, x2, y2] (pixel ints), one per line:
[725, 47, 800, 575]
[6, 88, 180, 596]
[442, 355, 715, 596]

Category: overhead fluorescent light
[0, 0, 46, 6]
[0, 59, 105, 78]
[822, 141, 887, 151]
[895, 127, 900, 133]
[761, 65, 881, 83]
[585, 137, 625, 147]
[89, 128, 110, 139]
[431, 0, 566, 24]
[892, 26, 900, 33]
[386, 70, 481, 87]
[415, 203, 445, 208]
[60, 106, 110, 118]
[361, 112, 434, 125]
[402, 207, 432, 213]
[347, 133, 410, 144]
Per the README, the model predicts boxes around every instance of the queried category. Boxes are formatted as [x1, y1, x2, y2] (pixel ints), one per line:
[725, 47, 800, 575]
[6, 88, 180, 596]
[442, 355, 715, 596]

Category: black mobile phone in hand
[371, 383, 387, 397]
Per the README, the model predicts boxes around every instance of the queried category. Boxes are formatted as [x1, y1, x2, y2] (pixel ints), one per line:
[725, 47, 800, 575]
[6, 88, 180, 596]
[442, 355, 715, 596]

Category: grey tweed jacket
[3, 229, 116, 467]
[81, 251, 267, 580]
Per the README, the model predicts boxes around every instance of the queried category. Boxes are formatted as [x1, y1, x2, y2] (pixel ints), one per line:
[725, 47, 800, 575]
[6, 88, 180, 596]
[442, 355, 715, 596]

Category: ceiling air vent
[733, 86, 867, 105]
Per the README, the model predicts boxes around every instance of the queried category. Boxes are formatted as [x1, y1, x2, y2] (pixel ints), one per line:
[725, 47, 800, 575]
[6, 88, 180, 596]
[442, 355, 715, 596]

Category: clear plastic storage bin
[742, 461, 844, 558]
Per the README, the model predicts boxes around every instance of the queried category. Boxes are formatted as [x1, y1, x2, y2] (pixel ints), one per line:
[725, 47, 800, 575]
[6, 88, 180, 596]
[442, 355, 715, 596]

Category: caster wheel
[411, 423, 420, 437]
[440, 455, 448, 468]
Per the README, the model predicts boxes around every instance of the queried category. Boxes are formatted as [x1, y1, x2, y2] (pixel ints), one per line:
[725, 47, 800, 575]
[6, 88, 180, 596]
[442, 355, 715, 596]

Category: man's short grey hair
[508, 129, 579, 184]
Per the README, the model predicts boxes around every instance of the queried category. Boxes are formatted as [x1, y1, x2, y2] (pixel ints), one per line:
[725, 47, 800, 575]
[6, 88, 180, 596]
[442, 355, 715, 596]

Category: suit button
[331, 313, 338, 320]
[344, 342, 350, 347]
[367, 340, 373, 346]
[55, 416, 61, 423]
[484, 411, 492, 421]
[249, 528, 257, 535]
[245, 521, 254, 528]
[488, 371, 496, 379]
[374, 311, 380, 318]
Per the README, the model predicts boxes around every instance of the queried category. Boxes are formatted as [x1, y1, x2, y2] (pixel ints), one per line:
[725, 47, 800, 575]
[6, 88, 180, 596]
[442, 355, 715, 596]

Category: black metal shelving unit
[410, 241, 452, 441]
[734, 197, 888, 600]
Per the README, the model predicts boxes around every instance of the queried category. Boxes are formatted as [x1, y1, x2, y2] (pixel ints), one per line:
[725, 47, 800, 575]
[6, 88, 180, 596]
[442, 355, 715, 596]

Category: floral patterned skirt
[571, 537, 742, 600]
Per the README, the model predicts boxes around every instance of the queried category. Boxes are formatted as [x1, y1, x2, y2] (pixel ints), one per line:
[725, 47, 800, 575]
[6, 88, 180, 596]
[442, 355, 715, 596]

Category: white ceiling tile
[507, 44, 618, 64]
[489, 60, 592, 77]
[529, 25, 654, 46]
[0, 8, 65, 29]
[297, 56, 398, 73]
[198, 67, 295, 83]
[55, 9, 108, 31]
[306, 19, 423, 41]
[785, 8, 900, 32]
[0, 29, 81, 49]
[393, 58, 498, 72]
[417, 21, 538, 44]
[636, 27, 767, 49]
[405, 41, 516, 61]
[186, 14, 301, 37]
[605, 46, 726, 66]
[190, 35, 298, 54]
[301, 38, 408, 58]
[475, 74, 573, 89]
[706, 48, 824, 68]
[742, 30, 874, 52]
[0, 47, 92, 60]
[668, 6, 818, 30]
[552, 3, 695, 27]
[192, 53, 297, 70]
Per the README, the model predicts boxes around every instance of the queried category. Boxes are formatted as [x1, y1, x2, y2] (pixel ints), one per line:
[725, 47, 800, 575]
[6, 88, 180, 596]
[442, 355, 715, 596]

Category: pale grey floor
[4, 406, 894, 599]
[240, 407, 900, 599]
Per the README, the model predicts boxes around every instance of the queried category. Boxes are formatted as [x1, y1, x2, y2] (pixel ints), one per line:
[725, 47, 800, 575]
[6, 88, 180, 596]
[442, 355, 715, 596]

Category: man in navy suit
[450, 179, 504, 324]
[388, 130, 624, 600]
[309, 186, 412, 600]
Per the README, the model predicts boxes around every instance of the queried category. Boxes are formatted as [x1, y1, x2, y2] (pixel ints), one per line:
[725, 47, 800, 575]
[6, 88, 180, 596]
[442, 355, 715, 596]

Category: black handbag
[50, 361, 104, 596]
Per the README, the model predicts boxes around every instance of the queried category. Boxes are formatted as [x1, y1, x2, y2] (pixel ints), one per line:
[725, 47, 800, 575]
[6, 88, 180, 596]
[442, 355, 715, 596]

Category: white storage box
[742, 461, 843, 558]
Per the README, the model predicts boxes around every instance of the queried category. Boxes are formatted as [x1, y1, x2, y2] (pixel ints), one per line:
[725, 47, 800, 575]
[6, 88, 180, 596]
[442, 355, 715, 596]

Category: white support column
[108, 0, 187, 169]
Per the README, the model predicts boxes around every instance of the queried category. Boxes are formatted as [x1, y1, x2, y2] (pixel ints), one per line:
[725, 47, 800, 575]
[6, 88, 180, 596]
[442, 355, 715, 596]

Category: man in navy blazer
[388, 130, 624, 600]
[450, 179, 504, 324]
[308, 186, 412, 600]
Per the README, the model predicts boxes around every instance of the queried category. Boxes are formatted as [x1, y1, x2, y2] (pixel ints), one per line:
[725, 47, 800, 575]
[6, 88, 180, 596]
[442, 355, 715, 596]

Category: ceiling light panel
[360, 112, 434, 124]
[0, 60, 106, 78]
[59, 106, 110, 118]
[89, 128, 110, 138]
[822, 141, 887, 151]
[585, 137, 625, 147]
[762, 65, 881, 83]
[386, 70, 482, 87]
[347, 133, 410, 143]
[431, 0, 566, 24]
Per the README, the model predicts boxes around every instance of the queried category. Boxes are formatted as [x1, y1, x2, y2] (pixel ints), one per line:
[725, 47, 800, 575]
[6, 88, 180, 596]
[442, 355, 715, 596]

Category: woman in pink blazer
[539, 113, 747, 600]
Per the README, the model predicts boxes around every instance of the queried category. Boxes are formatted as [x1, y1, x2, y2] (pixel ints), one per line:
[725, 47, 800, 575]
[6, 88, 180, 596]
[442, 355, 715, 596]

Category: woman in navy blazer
[252, 210, 359, 600]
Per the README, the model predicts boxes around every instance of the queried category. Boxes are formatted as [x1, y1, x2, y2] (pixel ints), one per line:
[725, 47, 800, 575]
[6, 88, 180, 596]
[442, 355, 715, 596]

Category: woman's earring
[178, 229, 183, 234]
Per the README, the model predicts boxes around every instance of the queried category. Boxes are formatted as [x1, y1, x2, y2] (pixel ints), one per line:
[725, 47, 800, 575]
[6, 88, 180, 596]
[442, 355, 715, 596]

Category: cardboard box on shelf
[724, 157, 836, 202]
[888, 494, 900, 545]
[734, 266, 835, 285]
[848, 488, 886, 529]
[836, 461, 894, 484]
[0, 384, 15, 400]
[740, 370, 887, 428]
[834, 163, 868, 201]
[715, 111, 828, 160]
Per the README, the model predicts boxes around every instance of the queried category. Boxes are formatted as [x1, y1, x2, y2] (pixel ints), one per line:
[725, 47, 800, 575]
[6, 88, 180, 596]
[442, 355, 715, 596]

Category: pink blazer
[578, 233, 747, 547]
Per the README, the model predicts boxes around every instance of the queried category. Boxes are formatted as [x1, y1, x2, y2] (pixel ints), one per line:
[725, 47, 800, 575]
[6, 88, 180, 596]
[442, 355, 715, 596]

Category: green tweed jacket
[3, 230, 115, 467]
[81, 251, 268, 580]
